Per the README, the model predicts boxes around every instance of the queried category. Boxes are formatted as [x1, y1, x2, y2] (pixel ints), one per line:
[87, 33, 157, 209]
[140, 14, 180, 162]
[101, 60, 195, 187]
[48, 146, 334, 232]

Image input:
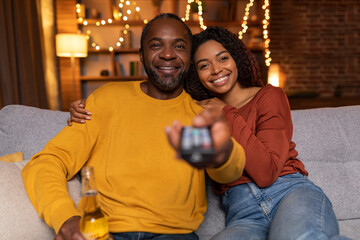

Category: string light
[182, 0, 272, 67]
[183, 0, 206, 30]
[76, 0, 271, 67]
[76, 0, 144, 51]
[262, 0, 271, 66]
[238, 0, 254, 40]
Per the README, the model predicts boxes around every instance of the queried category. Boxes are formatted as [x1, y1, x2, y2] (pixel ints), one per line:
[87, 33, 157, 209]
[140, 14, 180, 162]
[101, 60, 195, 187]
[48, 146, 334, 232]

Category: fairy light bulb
[238, 0, 254, 40]
[262, 0, 271, 66]
[184, 0, 206, 29]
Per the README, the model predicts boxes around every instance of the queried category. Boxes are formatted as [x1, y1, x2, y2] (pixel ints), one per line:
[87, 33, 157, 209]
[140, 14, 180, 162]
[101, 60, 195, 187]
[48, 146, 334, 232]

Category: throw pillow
[0, 152, 24, 163]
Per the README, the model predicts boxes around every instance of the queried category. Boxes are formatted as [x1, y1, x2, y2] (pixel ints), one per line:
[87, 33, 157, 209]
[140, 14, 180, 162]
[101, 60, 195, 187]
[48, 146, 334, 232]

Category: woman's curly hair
[184, 26, 263, 101]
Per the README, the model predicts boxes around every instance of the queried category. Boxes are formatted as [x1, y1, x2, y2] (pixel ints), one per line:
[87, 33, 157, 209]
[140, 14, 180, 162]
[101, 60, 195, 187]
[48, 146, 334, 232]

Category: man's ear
[139, 48, 143, 64]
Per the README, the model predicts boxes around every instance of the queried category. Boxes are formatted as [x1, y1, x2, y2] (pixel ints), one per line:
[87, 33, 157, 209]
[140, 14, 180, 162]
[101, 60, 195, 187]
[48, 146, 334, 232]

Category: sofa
[0, 104, 359, 240]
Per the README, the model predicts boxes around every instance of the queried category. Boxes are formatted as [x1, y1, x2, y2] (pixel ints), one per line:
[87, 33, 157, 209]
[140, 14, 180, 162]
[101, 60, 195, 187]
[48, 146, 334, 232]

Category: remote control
[180, 126, 215, 164]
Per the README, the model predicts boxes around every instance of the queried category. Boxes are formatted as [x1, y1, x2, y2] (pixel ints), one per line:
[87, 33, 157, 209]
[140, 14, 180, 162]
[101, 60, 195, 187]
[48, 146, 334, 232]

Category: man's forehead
[146, 18, 190, 42]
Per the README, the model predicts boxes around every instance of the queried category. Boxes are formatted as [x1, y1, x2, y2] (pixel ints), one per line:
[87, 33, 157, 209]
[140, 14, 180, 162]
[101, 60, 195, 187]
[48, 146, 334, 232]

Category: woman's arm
[223, 88, 293, 187]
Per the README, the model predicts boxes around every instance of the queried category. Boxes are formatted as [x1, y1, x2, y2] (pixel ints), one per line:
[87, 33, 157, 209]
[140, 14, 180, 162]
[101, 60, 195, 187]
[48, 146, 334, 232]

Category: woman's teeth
[213, 76, 227, 83]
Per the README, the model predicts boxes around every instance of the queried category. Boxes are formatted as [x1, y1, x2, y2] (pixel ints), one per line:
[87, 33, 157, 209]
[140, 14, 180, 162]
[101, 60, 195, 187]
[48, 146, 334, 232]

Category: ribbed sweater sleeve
[21, 94, 100, 233]
[206, 138, 246, 184]
[222, 87, 293, 187]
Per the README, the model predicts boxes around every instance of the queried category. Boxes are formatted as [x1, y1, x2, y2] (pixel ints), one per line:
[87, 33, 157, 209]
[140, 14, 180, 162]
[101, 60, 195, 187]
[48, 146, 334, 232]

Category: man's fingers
[193, 108, 223, 127]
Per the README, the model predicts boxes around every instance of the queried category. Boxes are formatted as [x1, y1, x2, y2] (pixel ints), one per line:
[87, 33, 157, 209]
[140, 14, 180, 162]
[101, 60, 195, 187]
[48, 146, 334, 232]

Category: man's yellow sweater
[22, 81, 245, 234]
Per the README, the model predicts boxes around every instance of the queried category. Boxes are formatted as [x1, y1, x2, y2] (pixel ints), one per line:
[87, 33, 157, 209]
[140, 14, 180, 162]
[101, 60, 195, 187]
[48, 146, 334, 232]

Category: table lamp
[56, 33, 88, 99]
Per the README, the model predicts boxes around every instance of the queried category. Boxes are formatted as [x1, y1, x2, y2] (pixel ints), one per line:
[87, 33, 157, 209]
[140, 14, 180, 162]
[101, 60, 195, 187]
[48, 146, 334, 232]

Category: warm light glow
[184, 0, 206, 30]
[56, 34, 88, 57]
[238, 0, 255, 39]
[263, 0, 271, 66]
[268, 63, 286, 88]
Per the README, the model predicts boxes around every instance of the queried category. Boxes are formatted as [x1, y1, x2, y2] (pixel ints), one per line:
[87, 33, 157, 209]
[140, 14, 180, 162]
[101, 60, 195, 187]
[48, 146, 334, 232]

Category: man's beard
[144, 64, 186, 92]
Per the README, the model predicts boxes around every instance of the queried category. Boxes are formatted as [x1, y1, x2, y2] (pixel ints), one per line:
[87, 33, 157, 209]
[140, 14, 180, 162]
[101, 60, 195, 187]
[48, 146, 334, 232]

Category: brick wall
[269, 0, 360, 97]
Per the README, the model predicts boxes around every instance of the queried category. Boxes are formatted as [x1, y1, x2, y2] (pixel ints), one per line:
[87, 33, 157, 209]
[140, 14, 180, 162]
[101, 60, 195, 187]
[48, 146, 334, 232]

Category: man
[22, 13, 245, 240]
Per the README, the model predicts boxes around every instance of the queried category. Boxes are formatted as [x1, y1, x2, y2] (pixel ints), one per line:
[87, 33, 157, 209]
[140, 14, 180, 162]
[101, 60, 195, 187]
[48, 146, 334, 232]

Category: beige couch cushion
[0, 160, 81, 239]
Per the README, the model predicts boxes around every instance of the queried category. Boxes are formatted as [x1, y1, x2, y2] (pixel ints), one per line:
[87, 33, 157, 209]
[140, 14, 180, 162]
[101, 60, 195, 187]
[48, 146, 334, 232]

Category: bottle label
[81, 217, 109, 240]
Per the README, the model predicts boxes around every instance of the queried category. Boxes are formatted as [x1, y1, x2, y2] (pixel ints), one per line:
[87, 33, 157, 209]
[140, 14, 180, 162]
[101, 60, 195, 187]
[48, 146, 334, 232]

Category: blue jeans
[110, 231, 198, 240]
[211, 172, 352, 240]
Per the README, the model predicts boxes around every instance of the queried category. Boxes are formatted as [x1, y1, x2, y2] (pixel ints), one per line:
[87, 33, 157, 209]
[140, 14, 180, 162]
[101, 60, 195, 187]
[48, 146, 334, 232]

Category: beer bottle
[79, 166, 109, 240]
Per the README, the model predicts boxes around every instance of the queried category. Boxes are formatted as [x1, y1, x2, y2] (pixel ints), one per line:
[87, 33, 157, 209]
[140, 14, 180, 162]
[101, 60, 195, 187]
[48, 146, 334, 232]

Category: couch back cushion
[291, 105, 360, 220]
[0, 105, 69, 159]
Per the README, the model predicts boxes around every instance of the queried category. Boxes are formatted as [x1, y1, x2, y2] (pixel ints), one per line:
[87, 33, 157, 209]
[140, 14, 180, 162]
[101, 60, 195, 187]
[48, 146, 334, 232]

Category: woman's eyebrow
[196, 50, 229, 65]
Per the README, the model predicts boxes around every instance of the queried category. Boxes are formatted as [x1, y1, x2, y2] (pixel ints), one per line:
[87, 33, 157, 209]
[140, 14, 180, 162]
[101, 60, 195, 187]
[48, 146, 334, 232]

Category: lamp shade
[56, 34, 88, 57]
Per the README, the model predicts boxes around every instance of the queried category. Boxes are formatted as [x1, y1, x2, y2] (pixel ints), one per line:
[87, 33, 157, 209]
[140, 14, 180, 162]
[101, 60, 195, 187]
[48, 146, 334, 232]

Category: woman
[69, 26, 350, 240]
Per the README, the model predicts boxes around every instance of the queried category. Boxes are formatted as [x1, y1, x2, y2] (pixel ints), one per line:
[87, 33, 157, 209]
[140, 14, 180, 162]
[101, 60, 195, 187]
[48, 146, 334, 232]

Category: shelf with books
[80, 49, 145, 85]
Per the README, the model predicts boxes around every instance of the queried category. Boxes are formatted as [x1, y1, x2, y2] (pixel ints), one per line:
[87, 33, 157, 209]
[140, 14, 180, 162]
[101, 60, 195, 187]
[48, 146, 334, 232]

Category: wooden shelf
[79, 19, 145, 26]
[79, 19, 262, 28]
[80, 76, 147, 81]
[184, 20, 261, 28]
[88, 48, 140, 54]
